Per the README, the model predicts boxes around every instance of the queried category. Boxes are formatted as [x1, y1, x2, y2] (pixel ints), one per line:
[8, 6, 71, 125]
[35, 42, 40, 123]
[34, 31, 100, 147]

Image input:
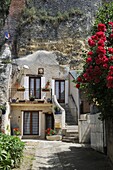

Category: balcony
[9, 88, 52, 107]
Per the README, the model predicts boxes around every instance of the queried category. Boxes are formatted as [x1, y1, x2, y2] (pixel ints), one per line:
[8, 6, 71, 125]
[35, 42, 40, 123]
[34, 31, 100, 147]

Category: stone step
[62, 136, 79, 143]
[65, 125, 78, 130]
[65, 133, 78, 137]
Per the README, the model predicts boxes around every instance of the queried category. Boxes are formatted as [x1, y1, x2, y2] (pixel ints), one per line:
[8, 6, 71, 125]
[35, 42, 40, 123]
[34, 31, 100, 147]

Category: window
[55, 80, 65, 103]
[29, 77, 41, 99]
[23, 111, 39, 135]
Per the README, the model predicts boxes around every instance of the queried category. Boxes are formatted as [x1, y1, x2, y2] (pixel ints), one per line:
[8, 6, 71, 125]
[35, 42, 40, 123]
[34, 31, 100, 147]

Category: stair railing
[52, 95, 65, 129]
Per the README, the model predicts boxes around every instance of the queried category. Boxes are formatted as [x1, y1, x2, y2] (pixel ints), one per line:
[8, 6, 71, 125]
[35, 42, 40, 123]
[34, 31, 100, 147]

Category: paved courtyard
[26, 140, 113, 170]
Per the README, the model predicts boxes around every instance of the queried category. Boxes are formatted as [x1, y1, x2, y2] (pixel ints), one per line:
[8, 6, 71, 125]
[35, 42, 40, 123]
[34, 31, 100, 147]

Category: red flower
[88, 39, 96, 47]
[94, 78, 100, 83]
[76, 83, 80, 88]
[109, 56, 113, 61]
[91, 35, 98, 40]
[77, 77, 82, 82]
[103, 64, 108, 69]
[108, 22, 113, 27]
[102, 56, 109, 63]
[96, 31, 105, 38]
[95, 57, 102, 65]
[107, 75, 113, 88]
[108, 48, 113, 54]
[109, 34, 113, 39]
[97, 46, 106, 54]
[98, 23, 106, 32]
[87, 51, 93, 56]
[86, 57, 92, 63]
[98, 39, 105, 47]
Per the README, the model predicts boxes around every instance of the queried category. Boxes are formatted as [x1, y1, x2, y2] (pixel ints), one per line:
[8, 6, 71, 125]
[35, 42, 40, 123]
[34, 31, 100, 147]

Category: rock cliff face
[0, 44, 12, 104]
[0, 0, 112, 65]
[0, 0, 102, 63]
[17, 0, 102, 59]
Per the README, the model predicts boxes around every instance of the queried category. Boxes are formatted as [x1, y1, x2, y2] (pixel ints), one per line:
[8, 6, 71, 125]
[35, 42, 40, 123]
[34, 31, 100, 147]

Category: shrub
[0, 133, 25, 169]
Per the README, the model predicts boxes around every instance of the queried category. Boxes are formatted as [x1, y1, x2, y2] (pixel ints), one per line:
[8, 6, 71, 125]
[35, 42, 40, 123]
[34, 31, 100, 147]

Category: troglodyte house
[9, 50, 69, 139]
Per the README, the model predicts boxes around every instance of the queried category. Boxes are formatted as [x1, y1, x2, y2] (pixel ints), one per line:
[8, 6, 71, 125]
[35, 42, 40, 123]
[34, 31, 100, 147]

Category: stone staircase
[62, 125, 79, 143]
[60, 104, 79, 143]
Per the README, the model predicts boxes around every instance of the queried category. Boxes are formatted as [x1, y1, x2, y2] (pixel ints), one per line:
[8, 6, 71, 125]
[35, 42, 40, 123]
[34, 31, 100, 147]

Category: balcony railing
[9, 88, 51, 103]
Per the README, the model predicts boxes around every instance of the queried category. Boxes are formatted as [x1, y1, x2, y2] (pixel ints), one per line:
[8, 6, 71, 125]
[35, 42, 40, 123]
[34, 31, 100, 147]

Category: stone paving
[31, 140, 113, 170]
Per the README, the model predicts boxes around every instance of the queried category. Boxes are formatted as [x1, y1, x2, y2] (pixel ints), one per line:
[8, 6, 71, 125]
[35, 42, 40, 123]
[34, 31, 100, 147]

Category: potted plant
[29, 95, 35, 101]
[54, 106, 61, 114]
[42, 80, 51, 91]
[0, 104, 6, 115]
[13, 128, 21, 139]
[45, 128, 62, 141]
[17, 86, 25, 91]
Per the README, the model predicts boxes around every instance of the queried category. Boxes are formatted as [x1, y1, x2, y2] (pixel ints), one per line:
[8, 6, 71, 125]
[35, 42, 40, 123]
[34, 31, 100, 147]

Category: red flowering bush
[76, 22, 113, 120]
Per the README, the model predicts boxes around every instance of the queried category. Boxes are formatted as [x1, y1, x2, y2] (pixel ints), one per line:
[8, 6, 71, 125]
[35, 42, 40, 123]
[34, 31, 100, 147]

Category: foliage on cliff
[0, 0, 11, 28]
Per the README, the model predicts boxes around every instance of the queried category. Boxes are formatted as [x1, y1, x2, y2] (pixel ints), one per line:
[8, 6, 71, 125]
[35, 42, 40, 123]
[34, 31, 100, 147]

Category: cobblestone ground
[31, 140, 113, 170]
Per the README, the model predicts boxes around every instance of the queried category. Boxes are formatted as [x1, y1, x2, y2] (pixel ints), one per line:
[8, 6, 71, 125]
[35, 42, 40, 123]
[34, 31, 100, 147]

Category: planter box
[46, 135, 62, 141]
[17, 88, 25, 91]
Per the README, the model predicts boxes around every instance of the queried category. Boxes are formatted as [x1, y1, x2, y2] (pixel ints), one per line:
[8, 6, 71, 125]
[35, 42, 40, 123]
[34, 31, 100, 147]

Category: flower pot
[17, 88, 25, 91]
[46, 135, 62, 141]
[30, 98, 35, 101]
[55, 111, 61, 114]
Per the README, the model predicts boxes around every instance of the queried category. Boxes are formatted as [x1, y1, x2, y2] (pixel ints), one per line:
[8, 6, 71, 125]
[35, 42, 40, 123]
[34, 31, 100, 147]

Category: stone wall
[90, 113, 105, 153]
[106, 119, 113, 163]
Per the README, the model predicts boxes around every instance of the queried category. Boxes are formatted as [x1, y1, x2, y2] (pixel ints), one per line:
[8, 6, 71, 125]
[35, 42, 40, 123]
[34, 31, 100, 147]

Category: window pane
[30, 78, 34, 96]
[32, 112, 39, 135]
[24, 112, 30, 134]
[55, 81, 59, 100]
[60, 82, 65, 100]
[36, 78, 40, 99]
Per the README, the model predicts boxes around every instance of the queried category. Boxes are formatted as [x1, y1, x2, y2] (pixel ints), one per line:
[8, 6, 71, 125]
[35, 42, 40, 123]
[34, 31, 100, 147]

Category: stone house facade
[9, 50, 68, 139]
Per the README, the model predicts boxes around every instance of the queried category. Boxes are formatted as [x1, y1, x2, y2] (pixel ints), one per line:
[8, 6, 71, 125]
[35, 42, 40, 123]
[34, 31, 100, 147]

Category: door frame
[23, 111, 39, 135]
[55, 80, 65, 103]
